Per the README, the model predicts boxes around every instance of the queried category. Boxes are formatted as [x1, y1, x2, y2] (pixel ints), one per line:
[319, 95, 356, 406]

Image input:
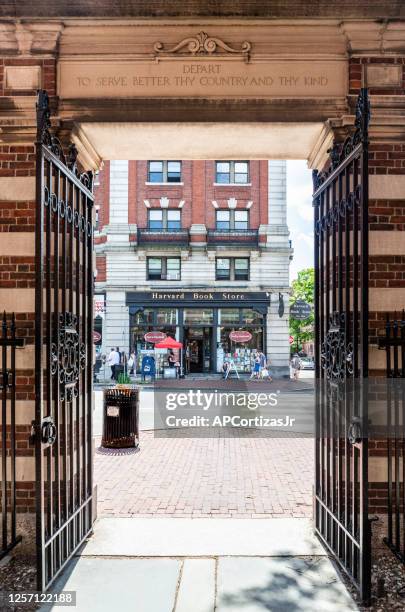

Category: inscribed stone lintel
[58, 59, 347, 99]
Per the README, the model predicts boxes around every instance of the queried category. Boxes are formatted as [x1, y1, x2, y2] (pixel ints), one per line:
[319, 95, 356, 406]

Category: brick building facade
[94, 159, 292, 376]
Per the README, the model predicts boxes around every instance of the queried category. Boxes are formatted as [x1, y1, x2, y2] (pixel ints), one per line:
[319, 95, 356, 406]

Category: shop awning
[155, 336, 183, 349]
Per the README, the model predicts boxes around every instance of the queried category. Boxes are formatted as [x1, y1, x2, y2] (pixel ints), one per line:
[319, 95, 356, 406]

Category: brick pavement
[94, 430, 313, 518]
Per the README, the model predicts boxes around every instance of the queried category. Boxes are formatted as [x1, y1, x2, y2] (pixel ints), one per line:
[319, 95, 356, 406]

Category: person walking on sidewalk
[259, 351, 272, 382]
[250, 353, 261, 380]
[291, 353, 301, 380]
[107, 347, 120, 381]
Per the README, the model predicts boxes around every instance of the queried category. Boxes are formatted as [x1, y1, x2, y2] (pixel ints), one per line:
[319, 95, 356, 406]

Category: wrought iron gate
[378, 315, 405, 562]
[313, 88, 371, 602]
[34, 90, 94, 591]
[1, 313, 23, 559]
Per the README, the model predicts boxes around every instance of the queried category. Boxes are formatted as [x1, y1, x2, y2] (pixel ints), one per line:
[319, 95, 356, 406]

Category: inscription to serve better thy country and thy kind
[58, 60, 347, 98]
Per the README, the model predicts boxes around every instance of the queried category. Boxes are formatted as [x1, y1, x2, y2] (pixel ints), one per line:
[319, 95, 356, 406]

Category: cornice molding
[71, 124, 103, 171]
[0, 22, 63, 55]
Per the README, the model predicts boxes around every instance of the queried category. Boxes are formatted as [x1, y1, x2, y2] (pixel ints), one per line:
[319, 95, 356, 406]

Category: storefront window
[184, 309, 213, 325]
[242, 309, 264, 325]
[156, 309, 177, 325]
[217, 326, 263, 373]
[134, 309, 154, 325]
[131, 324, 177, 374]
[219, 309, 240, 324]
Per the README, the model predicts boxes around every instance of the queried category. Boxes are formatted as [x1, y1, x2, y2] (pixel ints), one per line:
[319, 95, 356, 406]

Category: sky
[286, 160, 314, 282]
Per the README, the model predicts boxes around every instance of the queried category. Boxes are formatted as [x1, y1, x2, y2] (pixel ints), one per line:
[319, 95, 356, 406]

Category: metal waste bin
[102, 387, 139, 448]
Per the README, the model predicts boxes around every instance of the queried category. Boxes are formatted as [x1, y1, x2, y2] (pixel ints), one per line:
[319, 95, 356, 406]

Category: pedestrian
[168, 349, 176, 368]
[222, 353, 231, 379]
[291, 353, 301, 380]
[127, 350, 136, 376]
[107, 347, 120, 381]
[260, 352, 272, 382]
[258, 351, 266, 379]
[250, 353, 261, 380]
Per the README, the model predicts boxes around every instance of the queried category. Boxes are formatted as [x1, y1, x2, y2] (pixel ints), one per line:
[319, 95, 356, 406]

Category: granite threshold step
[79, 517, 326, 558]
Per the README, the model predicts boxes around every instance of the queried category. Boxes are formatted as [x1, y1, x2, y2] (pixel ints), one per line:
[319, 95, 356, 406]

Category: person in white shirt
[107, 347, 120, 381]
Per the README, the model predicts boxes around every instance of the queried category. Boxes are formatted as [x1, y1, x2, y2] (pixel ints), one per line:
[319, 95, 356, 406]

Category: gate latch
[41, 416, 57, 446]
[29, 417, 57, 446]
[348, 416, 362, 445]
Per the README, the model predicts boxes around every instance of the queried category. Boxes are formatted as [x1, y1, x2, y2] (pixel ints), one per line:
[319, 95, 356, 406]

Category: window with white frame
[215, 161, 249, 184]
[215, 209, 248, 231]
[147, 161, 182, 183]
[148, 209, 181, 230]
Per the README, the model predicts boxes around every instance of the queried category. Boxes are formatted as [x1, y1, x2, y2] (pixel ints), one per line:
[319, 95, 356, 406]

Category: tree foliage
[289, 268, 315, 352]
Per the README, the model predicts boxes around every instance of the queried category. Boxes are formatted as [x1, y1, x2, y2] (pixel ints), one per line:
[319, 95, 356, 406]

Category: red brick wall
[369, 144, 405, 176]
[98, 160, 268, 231]
[0, 481, 36, 513]
[0, 58, 56, 97]
[0, 145, 36, 178]
[94, 160, 110, 229]
[369, 256, 405, 289]
[96, 255, 106, 282]
[191, 160, 205, 225]
[0, 56, 58, 517]
[0, 256, 36, 289]
[0, 201, 35, 233]
[349, 57, 405, 97]
[128, 160, 137, 224]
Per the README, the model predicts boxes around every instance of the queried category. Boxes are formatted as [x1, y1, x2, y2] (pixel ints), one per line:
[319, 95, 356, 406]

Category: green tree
[289, 268, 315, 353]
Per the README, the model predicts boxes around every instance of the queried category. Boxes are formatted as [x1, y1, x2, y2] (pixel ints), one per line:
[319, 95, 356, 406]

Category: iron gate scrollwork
[51, 312, 86, 404]
[320, 312, 354, 380]
[313, 88, 371, 602]
[35, 90, 94, 591]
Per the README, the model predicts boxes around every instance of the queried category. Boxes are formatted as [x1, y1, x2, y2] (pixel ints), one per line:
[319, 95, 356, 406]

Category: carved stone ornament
[154, 31, 251, 61]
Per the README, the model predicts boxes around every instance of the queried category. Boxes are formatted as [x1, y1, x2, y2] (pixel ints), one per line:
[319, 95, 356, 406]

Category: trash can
[102, 387, 139, 449]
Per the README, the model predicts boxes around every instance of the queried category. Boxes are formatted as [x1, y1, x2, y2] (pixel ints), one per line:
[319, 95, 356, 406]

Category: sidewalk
[42, 518, 357, 612]
[95, 373, 315, 391]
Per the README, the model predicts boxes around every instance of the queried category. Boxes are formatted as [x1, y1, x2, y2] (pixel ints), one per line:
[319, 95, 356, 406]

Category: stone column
[0, 150, 37, 545]
[266, 295, 290, 377]
[105, 291, 130, 359]
[263, 161, 291, 376]
[0, 22, 63, 552]
[309, 61, 405, 514]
